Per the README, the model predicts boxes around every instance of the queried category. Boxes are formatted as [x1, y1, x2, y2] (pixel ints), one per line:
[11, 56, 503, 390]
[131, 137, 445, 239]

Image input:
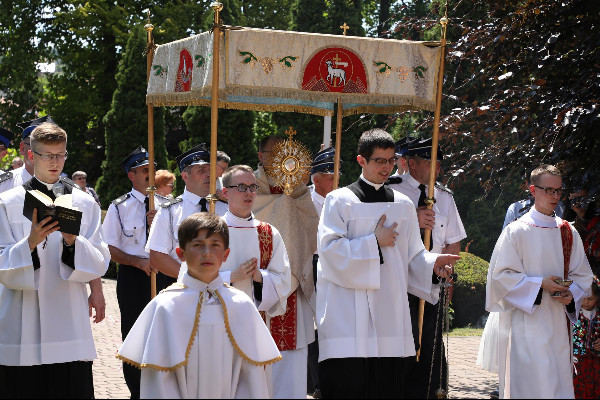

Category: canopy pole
[333, 101, 342, 189]
[145, 12, 157, 299]
[417, 14, 448, 363]
[207, 2, 223, 214]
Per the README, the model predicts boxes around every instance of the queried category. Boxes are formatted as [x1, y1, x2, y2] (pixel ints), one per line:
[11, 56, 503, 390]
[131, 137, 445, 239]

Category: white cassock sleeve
[59, 200, 110, 282]
[233, 361, 271, 399]
[318, 194, 381, 290]
[257, 229, 292, 316]
[0, 201, 35, 290]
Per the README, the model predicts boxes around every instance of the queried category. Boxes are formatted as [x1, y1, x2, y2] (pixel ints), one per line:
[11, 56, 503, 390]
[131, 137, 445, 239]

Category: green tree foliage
[240, 0, 293, 30]
[96, 25, 167, 207]
[325, 0, 365, 36]
[0, 0, 46, 134]
[289, 0, 327, 33]
[452, 251, 489, 327]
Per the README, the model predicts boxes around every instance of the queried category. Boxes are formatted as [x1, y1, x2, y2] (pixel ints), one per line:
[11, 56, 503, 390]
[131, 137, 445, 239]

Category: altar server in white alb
[118, 213, 281, 398]
[147, 143, 228, 282]
[486, 164, 593, 399]
[316, 129, 460, 399]
[0, 122, 110, 398]
[254, 136, 319, 399]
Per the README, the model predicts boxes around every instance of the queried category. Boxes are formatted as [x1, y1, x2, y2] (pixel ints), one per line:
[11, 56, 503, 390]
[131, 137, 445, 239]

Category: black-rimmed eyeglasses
[534, 185, 563, 196]
[32, 150, 68, 161]
[365, 156, 398, 165]
[226, 183, 260, 193]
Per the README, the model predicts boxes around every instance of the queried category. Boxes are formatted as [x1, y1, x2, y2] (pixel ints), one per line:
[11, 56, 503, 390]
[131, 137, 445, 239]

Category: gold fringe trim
[115, 292, 204, 372]
[213, 289, 283, 366]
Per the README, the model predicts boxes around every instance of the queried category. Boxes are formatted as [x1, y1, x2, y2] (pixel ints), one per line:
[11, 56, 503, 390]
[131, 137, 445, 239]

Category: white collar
[582, 308, 597, 320]
[181, 270, 225, 292]
[359, 174, 384, 191]
[224, 210, 259, 228]
[404, 173, 424, 190]
[521, 207, 560, 228]
[129, 188, 147, 203]
[311, 189, 325, 204]
[182, 187, 203, 205]
[33, 176, 59, 190]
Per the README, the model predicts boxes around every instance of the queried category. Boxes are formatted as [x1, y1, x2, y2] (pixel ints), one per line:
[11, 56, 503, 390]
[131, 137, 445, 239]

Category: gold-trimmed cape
[116, 274, 281, 371]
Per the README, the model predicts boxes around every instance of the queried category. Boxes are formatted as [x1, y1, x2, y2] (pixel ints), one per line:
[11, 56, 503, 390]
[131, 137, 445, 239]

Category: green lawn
[448, 327, 483, 337]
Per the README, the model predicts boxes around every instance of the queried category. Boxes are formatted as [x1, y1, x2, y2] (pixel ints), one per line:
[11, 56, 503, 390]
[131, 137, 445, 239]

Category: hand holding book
[27, 208, 60, 251]
[23, 190, 82, 236]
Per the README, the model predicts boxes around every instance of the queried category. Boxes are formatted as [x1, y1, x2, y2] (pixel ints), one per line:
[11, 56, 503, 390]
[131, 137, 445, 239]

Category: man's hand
[541, 276, 571, 295]
[230, 258, 258, 283]
[137, 258, 153, 277]
[28, 209, 59, 251]
[375, 215, 398, 247]
[554, 290, 573, 305]
[416, 206, 435, 230]
[146, 209, 158, 227]
[62, 233, 76, 246]
[433, 254, 461, 279]
[88, 286, 106, 323]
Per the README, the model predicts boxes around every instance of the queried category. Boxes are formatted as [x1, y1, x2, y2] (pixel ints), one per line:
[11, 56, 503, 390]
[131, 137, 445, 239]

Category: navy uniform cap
[311, 147, 341, 175]
[0, 127, 14, 147]
[406, 137, 443, 160]
[395, 136, 418, 156]
[121, 145, 152, 173]
[16, 116, 55, 140]
[176, 143, 210, 173]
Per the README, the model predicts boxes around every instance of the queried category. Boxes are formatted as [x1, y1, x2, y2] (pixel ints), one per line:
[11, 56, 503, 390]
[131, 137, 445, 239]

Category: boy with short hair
[118, 213, 281, 399]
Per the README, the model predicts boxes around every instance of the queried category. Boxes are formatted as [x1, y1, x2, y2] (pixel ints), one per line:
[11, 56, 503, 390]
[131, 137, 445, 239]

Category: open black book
[23, 190, 82, 236]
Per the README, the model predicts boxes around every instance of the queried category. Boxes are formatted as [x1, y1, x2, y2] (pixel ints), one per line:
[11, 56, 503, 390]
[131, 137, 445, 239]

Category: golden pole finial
[340, 22, 350, 35]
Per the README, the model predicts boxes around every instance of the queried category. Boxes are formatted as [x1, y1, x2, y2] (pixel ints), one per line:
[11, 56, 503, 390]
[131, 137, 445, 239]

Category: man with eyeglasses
[385, 136, 467, 398]
[486, 164, 593, 399]
[0, 122, 110, 398]
[72, 171, 101, 206]
[316, 129, 459, 398]
[0, 116, 50, 194]
[147, 143, 228, 284]
[101, 145, 170, 399]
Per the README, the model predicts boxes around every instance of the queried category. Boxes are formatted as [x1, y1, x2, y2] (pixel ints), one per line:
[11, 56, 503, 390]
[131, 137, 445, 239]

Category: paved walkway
[90, 278, 497, 399]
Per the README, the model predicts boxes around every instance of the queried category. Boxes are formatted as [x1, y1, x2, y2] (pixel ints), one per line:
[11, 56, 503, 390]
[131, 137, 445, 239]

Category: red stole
[560, 219, 574, 337]
[257, 221, 297, 351]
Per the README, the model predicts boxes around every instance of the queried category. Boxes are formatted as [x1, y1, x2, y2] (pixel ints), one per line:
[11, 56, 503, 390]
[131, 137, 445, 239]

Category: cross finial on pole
[340, 23, 349, 36]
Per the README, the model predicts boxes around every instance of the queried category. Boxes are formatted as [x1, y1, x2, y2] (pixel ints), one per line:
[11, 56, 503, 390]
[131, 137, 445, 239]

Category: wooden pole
[333, 101, 342, 189]
[207, 2, 223, 214]
[145, 13, 157, 299]
[417, 15, 448, 363]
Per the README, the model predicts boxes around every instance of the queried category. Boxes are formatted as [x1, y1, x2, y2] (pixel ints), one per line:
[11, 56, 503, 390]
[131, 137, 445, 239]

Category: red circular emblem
[174, 49, 193, 92]
[302, 47, 368, 93]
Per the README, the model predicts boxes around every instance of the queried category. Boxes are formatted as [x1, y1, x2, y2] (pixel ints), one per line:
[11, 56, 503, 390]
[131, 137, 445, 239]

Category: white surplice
[218, 211, 291, 317]
[317, 186, 441, 361]
[486, 208, 593, 399]
[117, 273, 281, 399]
[0, 185, 110, 365]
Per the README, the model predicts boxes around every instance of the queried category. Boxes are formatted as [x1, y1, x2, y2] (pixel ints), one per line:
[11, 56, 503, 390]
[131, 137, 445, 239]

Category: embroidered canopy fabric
[147, 28, 441, 116]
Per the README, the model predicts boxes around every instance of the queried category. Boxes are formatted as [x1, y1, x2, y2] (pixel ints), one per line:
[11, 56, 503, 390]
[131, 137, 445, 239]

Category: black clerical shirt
[23, 177, 76, 270]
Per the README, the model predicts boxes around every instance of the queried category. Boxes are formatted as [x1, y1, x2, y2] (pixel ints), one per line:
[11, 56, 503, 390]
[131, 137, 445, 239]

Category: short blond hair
[222, 165, 254, 187]
[30, 122, 67, 150]
[530, 164, 561, 186]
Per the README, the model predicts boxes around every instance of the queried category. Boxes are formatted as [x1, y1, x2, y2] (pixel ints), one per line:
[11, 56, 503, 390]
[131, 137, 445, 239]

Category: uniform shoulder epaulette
[435, 181, 453, 195]
[60, 176, 78, 190]
[112, 193, 131, 206]
[385, 176, 403, 185]
[0, 170, 12, 184]
[155, 193, 169, 201]
[160, 196, 183, 208]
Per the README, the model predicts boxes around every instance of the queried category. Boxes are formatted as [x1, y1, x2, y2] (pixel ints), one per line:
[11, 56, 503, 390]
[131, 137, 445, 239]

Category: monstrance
[263, 127, 312, 195]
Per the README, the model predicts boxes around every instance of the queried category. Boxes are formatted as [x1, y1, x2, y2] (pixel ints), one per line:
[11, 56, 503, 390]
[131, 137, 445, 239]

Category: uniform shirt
[102, 189, 169, 259]
[387, 173, 467, 253]
[310, 188, 326, 218]
[0, 165, 33, 194]
[146, 188, 228, 265]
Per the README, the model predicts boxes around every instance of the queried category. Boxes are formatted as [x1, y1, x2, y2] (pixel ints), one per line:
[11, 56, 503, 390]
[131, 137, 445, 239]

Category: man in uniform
[253, 135, 320, 398]
[0, 116, 51, 193]
[101, 145, 169, 399]
[147, 143, 228, 281]
[386, 137, 467, 398]
[307, 146, 340, 398]
[0, 127, 12, 170]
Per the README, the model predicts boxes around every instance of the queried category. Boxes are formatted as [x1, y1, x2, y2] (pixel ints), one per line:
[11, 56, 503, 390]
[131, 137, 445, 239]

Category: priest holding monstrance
[316, 129, 459, 399]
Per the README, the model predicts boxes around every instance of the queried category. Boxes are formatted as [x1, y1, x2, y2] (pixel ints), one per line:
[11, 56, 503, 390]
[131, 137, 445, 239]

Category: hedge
[452, 251, 489, 328]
